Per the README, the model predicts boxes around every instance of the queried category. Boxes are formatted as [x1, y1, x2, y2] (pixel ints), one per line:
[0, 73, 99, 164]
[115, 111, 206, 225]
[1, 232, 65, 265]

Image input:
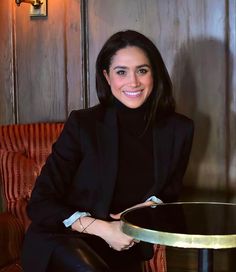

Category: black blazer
[22, 104, 194, 272]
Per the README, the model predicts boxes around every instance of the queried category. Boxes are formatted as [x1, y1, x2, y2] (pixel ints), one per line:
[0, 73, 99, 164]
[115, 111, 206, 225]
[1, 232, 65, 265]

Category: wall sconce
[15, 0, 47, 17]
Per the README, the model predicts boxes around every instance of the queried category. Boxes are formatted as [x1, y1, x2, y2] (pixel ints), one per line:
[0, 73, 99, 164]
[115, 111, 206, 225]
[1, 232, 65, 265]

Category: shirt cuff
[146, 196, 163, 207]
[63, 211, 91, 228]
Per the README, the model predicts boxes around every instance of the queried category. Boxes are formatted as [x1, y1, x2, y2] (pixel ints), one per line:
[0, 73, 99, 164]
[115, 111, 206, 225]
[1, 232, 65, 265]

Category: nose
[129, 72, 140, 87]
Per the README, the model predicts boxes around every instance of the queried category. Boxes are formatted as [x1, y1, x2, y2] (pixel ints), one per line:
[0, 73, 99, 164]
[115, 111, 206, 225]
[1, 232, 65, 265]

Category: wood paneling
[65, 0, 83, 113]
[15, 0, 67, 122]
[0, 0, 82, 124]
[87, 0, 164, 106]
[0, 1, 15, 124]
[229, 0, 236, 194]
[170, 1, 228, 191]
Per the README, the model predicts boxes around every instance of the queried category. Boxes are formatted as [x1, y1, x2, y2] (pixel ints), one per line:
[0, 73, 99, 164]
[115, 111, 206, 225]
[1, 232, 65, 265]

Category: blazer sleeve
[27, 111, 83, 230]
[160, 119, 194, 203]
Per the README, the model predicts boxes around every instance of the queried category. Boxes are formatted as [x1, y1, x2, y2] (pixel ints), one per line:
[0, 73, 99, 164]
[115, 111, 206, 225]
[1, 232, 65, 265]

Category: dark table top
[121, 202, 236, 249]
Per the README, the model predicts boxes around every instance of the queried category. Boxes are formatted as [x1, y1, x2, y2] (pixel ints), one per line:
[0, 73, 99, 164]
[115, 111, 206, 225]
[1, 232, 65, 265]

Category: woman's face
[103, 46, 153, 108]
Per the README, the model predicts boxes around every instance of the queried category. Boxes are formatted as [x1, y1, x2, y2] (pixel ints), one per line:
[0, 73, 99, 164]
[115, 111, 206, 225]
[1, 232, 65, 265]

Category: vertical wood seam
[224, 0, 230, 200]
[64, 0, 69, 118]
[81, 0, 89, 108]
[11, 2, 18, 124]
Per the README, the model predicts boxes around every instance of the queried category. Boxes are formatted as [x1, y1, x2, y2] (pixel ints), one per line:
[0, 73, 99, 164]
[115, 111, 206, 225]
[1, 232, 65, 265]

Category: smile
[123, 90, 143, 97]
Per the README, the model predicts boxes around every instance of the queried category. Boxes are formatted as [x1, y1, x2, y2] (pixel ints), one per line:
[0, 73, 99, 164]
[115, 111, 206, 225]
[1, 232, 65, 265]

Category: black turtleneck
[110, 97, 155, 214]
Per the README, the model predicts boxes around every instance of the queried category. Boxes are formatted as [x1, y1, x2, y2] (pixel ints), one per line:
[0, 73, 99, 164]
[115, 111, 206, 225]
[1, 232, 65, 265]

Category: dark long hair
[96, 30, 175, 124]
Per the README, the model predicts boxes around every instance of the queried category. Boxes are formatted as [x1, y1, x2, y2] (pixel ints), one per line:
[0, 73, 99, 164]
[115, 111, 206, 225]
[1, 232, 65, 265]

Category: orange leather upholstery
[0, 123, 166, 272]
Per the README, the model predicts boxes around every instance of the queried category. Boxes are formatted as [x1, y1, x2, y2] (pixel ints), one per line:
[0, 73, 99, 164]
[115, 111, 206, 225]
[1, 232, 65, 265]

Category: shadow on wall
[171, 38, 235, 202]
[170, 38, 236, 272]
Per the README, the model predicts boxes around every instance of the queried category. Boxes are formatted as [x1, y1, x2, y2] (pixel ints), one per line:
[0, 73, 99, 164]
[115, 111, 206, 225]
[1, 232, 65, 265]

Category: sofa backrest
[0, 123, 64, 230]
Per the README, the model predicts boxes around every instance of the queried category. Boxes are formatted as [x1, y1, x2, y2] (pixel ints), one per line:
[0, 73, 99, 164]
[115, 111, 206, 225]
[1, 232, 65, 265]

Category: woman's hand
[110, 200, 157, 220]
[100, 220, 137, 251]
[71, 216, 138, 251]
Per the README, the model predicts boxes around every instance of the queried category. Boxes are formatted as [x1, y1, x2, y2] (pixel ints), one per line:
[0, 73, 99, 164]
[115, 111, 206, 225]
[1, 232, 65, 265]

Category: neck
[112, 96, 151, 114]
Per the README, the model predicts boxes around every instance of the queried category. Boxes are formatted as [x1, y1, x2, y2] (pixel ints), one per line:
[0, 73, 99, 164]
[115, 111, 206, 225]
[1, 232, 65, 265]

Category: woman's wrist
[71, 216, 110, 237]
[71, 216, 93, 232]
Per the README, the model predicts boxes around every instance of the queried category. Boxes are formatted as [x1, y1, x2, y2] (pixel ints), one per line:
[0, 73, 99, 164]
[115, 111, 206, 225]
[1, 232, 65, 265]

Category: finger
[109, 213, 121, 220]
[123, 241, 135, 250]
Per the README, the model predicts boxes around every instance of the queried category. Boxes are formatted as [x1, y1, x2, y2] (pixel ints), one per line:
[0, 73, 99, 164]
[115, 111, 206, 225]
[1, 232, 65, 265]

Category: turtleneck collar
[112, 95, 151, 116]
[112, 95, 153, 136]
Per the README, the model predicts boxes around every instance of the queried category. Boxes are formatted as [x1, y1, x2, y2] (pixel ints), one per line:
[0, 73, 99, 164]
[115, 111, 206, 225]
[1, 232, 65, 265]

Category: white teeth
[124, 91, 142, 96]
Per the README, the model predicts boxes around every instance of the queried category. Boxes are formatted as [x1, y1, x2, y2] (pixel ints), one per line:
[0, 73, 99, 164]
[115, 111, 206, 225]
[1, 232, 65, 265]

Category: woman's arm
[27, 111, 83, 230]
[71, 216, 138, 251]
[161, 119, 194, 202]
[71, 200, 157, 250]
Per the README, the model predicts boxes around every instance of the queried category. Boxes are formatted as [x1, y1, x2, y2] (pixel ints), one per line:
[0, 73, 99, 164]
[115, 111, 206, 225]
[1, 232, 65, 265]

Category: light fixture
[15, 0, 47, 17]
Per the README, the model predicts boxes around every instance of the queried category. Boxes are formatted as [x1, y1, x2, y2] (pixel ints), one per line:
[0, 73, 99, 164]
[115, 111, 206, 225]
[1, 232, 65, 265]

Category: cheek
[144, 75, 154, 88]
[110, 77, 124, 89]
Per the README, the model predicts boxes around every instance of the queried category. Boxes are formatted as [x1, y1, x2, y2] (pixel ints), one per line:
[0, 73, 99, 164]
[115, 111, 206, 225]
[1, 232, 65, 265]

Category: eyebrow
[113, 64, 151, 70]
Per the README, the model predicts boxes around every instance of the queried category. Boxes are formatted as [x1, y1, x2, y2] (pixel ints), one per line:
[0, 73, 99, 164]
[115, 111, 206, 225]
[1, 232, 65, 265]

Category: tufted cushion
[0, 151, 40, 230]
[0, 123, 64, 271]
[0, 213, 24, 269]
[0, 123, 64, 230]
[0, 125, 26, 154]
[0, 123, 64, 167]
[0, 151, 40, 202]
[0, 262, 23, 272]
[25, 123, 64, 167]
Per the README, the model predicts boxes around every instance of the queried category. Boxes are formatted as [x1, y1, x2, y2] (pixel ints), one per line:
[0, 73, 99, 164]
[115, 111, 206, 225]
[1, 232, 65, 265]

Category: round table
[121, 202, 236, 272]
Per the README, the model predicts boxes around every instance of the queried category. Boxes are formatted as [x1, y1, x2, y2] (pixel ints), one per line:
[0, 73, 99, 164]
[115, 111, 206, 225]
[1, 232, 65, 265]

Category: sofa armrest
[0, 212, 24, 268]
[143, 245, 167, 272]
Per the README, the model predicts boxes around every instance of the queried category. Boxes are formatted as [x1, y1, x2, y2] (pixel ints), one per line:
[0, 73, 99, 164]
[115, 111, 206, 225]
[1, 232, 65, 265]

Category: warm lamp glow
[15, 0, 43, 8]
[15, 0, 47, 17]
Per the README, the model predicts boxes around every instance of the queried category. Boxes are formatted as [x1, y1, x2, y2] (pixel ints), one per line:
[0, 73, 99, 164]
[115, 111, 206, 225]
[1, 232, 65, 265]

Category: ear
[103, 70, 110, 85]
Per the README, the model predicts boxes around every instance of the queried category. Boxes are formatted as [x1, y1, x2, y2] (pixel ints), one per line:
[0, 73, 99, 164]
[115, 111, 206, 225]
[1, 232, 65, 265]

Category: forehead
[110, 46, 150, 67]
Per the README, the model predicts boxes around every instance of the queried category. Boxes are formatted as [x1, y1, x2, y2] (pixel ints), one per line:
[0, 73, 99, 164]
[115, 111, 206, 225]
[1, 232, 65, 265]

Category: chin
[123, 101, 144, 109]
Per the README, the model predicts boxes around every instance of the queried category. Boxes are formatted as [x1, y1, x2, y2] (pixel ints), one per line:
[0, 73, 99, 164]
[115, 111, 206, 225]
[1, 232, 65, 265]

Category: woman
[21, 30, 194, 272]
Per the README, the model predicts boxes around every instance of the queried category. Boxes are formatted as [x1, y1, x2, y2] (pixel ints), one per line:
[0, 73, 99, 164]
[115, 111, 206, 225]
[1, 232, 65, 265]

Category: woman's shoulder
[59, 105, 105, 138]
[170, 113, 194, 137]
[171, 112, 193, 125]
[159, 112, 194, 131]
[67, 104, 105, 122]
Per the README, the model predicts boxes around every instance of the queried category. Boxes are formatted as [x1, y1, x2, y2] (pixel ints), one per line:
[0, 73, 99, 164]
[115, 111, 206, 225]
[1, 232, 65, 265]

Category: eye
[116, 70, 126, 76]
[137, 68, 149, 74]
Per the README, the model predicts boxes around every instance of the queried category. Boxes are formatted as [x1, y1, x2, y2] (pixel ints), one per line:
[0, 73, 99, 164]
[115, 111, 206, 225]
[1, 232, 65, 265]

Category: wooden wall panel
[169, 1, 227, 191]
[229, 0, 236, 194]
[14, 0, 67, 123]
[0, 1, 15, 124]
[66, 0, 83, 113]
[87, 0, 163, 106]
[87, 0, 233, 192]
[0, 0, 83, 124]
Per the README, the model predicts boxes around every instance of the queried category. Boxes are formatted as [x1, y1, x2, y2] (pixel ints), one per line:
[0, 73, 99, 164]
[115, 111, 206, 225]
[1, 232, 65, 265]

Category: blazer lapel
[95, 108, 175, 215]
[95, 106, 118, 218]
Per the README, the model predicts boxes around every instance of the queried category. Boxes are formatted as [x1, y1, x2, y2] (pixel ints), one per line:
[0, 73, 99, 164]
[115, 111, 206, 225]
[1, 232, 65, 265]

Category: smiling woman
[21, 30, 194, 272]
[103, 46, 154, 109]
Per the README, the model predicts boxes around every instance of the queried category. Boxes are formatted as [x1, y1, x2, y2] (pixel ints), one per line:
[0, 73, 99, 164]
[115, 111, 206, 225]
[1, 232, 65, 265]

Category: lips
[123, 90, 143, 97]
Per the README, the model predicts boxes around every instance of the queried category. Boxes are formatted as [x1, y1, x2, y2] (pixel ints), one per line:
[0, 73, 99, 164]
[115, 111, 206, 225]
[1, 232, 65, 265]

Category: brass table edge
[121, 202, 236, 249]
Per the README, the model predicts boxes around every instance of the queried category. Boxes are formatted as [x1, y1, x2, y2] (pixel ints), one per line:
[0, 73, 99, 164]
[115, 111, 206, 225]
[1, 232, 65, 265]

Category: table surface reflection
[121, 202, 236, 249]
